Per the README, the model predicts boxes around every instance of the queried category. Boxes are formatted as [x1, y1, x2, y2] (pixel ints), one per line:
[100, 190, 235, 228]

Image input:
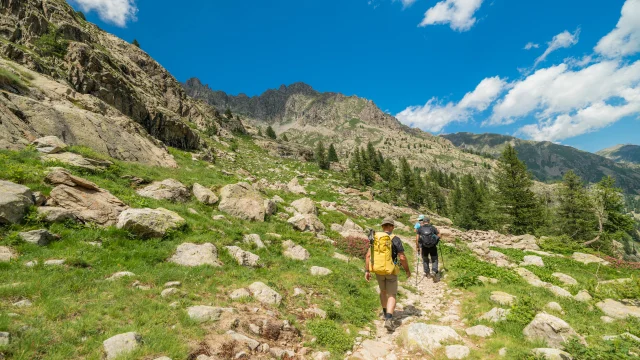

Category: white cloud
[419, 0, 484, 32]
[397, 0, 418, 8]
[524, 42, 539, 50]
[532, 28, 580, 68]
[72, 0, 138, 27]
[397, 76, 506, 132]
[595, 0, 640, 58]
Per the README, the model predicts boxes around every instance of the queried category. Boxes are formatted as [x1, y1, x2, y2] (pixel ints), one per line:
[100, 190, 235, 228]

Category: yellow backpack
[369, 231, 399, 276]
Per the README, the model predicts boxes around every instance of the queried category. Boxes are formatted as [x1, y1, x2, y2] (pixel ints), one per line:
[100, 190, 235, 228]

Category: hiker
[414, 214, 426, 234]
[365, 217, 411, 331]
[416, 216, 441, 282]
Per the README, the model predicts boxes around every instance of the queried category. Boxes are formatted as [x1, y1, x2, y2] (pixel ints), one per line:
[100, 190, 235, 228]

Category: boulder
[0, 246, 17, 262]
[225, 246, 260, 267]
[352, 340, 393, 359]
[287, 178, 306, 194]
[282, 240, 310, 261]
[264, 199, 277, 216]
[18, 229, 57, 246]
[574, 290, 592, 302]
[32, 136, 67, 154]
[343, 218, 364, 232]
[192, 183, 219, 204]
[479, 308, 510, 323]
[310, 266, 332, 276]
[32, 191, 46, 206]
[36, 207, 78, 223]
[465, 325, 494, 338]
[333, 252, 349, 262]
[532, 348, 573, 360]
[117, 208, 185, 238]
[227, 330, 260, 351]
[596, 299, 640, 319]
[243, 234, 265, 249]
[43, 153, 113, 170]
[552, 273, 578, 286]
[546, 302, 564, 313]
[103, 332, 141, 360]
[0, 180, 34, 224]
[218, 183, 266, 221]
[288, 214, 325, 233]
[136, 179, 190, 202]
[523, 313, 583, 348]
[522, 255, 545, 267]
[572, 252, 609, 266]
[169, 243, 222, 267]
[445, 345, 470, 359]
[545, 284, 573, 298]
[187, 306, 233, 322]
[515, 268, 546, 287]
[490, 291, 516, 306]
[401, 323, 462, 352]
[248, 282, 282, 305]
[46, 169, 127, 226]
[230, 288, 251, 300]
[291, 197, 317, 215]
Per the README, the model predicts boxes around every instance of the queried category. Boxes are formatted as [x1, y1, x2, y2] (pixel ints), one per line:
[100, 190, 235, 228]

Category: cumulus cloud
[419, 0, 484, 32]
[397, 0, 418, 8]
[396, 76, 506, 132]
[524, 42, 539, 50]
[72, 0, 138, 27]
[595, 0, 640, 58]
[532, 28, 580, 68]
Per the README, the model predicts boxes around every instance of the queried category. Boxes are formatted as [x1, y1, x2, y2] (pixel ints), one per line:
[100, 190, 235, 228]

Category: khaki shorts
[376, 274, 398, 296]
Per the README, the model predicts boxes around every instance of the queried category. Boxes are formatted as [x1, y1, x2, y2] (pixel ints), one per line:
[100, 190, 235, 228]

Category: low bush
[538, 235, 585, 255]
[564, 337, 640, 360]
[451, 272, 482, 288]
[336, 235, 369, 259]
[0, 68, 27, 91]
[35, 30, 69, 58]
[306, 319, 353, 354]
[506, 296, 539, 328]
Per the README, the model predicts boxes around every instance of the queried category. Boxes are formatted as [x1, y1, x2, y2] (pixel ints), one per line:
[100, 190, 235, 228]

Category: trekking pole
[438, 242, 446, 273]
[415, 248, 419, 288]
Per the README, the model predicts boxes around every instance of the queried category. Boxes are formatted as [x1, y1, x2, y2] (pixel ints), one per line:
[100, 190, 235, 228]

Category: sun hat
[381, 217, 395, 226]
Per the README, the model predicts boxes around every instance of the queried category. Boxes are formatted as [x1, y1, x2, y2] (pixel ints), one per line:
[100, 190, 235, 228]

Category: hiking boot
[384, 318, 395, 332]
[424, 272, 431, 279]
[433, 272, 441, 283]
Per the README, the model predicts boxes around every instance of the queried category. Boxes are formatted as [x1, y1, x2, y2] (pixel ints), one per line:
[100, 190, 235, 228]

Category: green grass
[0, 68, 27, 91]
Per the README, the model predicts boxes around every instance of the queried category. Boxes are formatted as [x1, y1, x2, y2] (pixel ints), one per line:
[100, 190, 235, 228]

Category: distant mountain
[597, 144, 640, 166]
[441, 132, 640, 194]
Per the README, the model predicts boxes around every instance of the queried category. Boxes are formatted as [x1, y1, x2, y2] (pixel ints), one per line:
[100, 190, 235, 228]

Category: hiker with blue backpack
[415, 215, 441, 282]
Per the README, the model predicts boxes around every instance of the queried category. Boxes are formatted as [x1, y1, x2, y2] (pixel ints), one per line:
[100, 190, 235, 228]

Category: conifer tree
[132, 39, 140, 48]
[257, 128, 263, 137]
[495, 144, 542, 235]
[282, 134, 289, 142]
[315, 142, 330, 170]
[327, 144, 339, 163]
[224, 108, 233, 119]
[265, 126, 277, 139]
[556, 171, 596, 241]
[593, 176, 635, 238]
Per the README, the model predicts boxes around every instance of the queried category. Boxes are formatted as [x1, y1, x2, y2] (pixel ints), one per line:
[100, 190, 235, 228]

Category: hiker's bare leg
[380, 290, 387, 309]
[386, 295, 396, 315]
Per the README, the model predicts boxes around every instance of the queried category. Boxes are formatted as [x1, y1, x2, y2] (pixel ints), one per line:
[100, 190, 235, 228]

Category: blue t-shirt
[414, 222, 421, 232]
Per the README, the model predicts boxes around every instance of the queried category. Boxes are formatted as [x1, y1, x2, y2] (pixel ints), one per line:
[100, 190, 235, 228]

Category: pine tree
[132, 39, 140, 48]
[495, 144, 542, 235]
[282, 134, 289, 142]
[265, 126, 277, 140]
[556, 171, 596, 241]
[224, 108, 233, 119]
[594, 176, 635, 235]
[315, 142, 330, 170]
[327, 144, 339, 163]
[257, 128, 263, 137]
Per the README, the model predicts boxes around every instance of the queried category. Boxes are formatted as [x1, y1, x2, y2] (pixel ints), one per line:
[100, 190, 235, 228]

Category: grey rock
[13, 299, 32, 307]
[44, 259, 65, 266]
[269, 347, 295, 359]
[490, 291, 516, 306]
[465, 325, 494, 338]
[546, 302, 564, 313]
[116, 208, 185, 238]
[226, 246, 260, 267]
[164, 281, 181, 288]
[572, 252, 609, 266]
[230, 288, 251, 300]
[107, 271, 135, 281]
[192, 183, 219, 204]
[18, 229, 57, 246]
[170, 243, 222, 267]
[523, 313, 584, 348]
[291, 197, 317, 215]
[574, 290, 592, 302]
[0, 180, 34, 224]
[0, 246, 17, 262]
[36, 207, 78, 223]
[479, 307, 510, 323]
[248, 282, 282, 305]
[32, 136, 67, 154]
[243, 234, 265, 249]
[32, 191, 46, 206]
[288, 213, 325, 233]
[226, 330, 260, 351]
[187, 306, 233, 322]
[282, 240, 310, 261]
[401, 323, 462, 352]
[0, 332, 9, 346]
[136, 179, 190, 202]
[522, 255, 544, 267]
[445, 345, 470, 359]
[43, 152, 113, 170]
[596, 299, 640, 319]
[103, 332, 141, 360]
[293, 288, 306, 297]
[218, 182, 266, 222]
[333, 252, 349, 262]
[531, 348, 573, 360]
[310, 266, 332, 276]
[161, 288, 179, 298]
[552, 273, 578, 286]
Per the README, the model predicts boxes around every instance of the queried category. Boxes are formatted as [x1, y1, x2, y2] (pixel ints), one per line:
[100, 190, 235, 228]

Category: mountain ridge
[597, 144, 640, 166]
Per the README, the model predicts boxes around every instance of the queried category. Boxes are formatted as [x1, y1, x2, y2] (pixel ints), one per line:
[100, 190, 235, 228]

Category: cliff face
[0, 0, 244, 166]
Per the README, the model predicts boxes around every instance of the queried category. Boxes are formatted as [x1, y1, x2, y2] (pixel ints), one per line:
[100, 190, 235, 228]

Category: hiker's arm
[415, 234, 420, 254]
[364, 248, 371, 281]
[398, 252, 411, 278]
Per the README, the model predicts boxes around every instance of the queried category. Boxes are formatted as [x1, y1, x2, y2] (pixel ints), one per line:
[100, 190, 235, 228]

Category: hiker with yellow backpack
[364, 217, 411, 332]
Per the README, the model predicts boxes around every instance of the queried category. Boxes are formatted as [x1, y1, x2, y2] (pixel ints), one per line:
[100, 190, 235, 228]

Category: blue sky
[70, 0, 640, 153]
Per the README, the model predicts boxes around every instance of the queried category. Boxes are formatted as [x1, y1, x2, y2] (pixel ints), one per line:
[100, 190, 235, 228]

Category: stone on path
[310, 266, 332, 276]
[351, 340, 393, 359]
[107, 271, 135, 281]
[552, 273, 578, 286]
[532, 348, 573, 360]
[226, 330, 260, 351]
[192, 183, 219, 204]
[248, 282, 282, 305]
[401, 323, 462, 352]
[574, 290, 592, 302]
[291, 197, 317, 215]
[446, 345, 470, 359]
[523, 313, 584, 349]
[479, 308, 510, 323]
[218, 182, 267, 222]
[32, 136, 67, 154]
[230, 288, 251, 300]
[596, 299, 640, 319]
[136, 179, 190, 202]
[36, 207, 78, 223]
[187, 306, 233, 322]
[0, 180, 34, 224]
[117, 208, 185, 238]
[0, 246, 17, 262]
[522, 255, 545, 267]
[490, 291, 516, 306]
[572, 252, 609, 266]
[169, 243, 222, 267]
[243, 234, 265, 249]
[19, 229, 58, 246]
[282, 240, 310, 261]
[226, 246, 260, 267]
[103, 332, 141, 360]
[288, 213, 325, 233]
[465, 325, 494, 338]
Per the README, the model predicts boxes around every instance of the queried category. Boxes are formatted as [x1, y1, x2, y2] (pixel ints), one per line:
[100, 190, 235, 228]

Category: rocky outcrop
[169, 243, 222, 267]
[42, 152, 112, 170]
[36, 207, 78, 223]
[103, 332, 141, 360]
[225, 246, 260, 267]
[32, 136, 67, 154]
[288, 214, 325, 233]
[282, 240, 310, 261]
[248, 282, 282, 305]
[45, 169, 127, 226]
[116, 208, 186, 238]
[596, 299, 640, 319]
[18, 229, 57, 246]
[291, 197, 317, 215]
[0, 180, 34, 224]
[136, 179, 190, 202]
[192, 183, 219, 204]
[218, 182, 266, 221]
[523, 313, 584, 349]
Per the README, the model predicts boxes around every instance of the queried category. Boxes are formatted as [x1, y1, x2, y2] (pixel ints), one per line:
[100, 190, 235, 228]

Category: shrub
[506, 296, 539, 327]
[0, 68, 27, 91]
[336, 235, 369, 259]
[306, 319, 353, 354]
[564, 337, 639, 360]
[451, 272, 482, 288]
[538, 235, 585, 255]
[35, 31, 69, 58]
